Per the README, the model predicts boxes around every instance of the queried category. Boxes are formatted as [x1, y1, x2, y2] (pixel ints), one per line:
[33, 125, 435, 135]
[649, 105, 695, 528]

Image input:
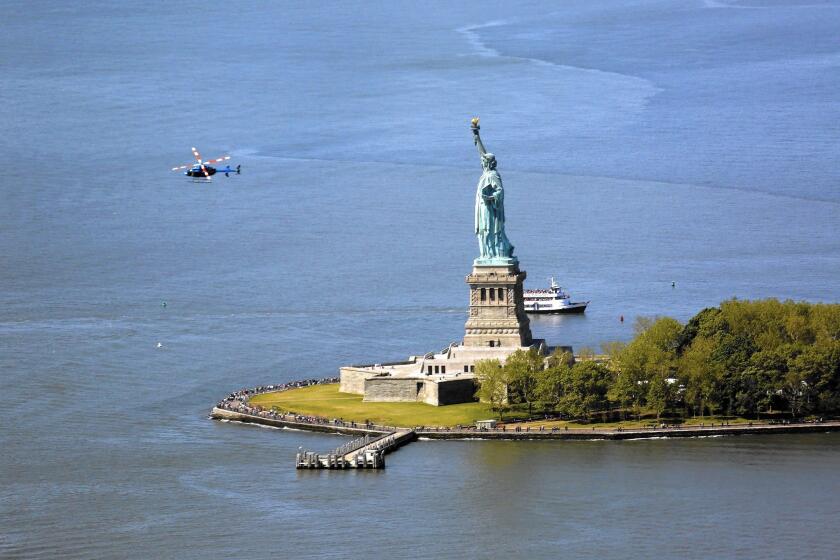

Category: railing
[332, 434, 377, 456]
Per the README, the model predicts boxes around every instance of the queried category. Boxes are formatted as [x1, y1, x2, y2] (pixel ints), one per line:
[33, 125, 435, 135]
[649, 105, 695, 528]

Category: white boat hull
[525, 301, 589, 314]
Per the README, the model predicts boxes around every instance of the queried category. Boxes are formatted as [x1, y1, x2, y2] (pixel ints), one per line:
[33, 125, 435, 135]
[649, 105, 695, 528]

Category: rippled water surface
[2, 0, 840, 558]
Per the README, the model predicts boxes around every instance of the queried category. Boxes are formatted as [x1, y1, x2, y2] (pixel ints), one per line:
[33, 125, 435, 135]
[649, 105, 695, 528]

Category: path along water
[212, 381, 840, 466]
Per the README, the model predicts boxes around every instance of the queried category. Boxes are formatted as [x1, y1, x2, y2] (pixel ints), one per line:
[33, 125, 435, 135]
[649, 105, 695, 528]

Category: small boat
[524, 278, 588, 314]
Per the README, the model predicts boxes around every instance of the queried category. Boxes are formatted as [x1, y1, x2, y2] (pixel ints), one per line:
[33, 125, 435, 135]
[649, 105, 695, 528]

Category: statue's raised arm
[471, 117, 488, 158]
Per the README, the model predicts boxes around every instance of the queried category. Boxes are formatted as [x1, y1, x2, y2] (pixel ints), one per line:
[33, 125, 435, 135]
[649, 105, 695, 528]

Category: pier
[295, 429, 416, 469]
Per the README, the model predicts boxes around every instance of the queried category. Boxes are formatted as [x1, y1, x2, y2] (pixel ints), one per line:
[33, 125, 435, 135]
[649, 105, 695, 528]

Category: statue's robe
[475, 169, 514, 258]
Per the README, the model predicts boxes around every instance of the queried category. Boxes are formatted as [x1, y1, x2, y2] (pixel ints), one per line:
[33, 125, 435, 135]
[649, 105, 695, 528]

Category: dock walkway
[296, 429, 416, 469]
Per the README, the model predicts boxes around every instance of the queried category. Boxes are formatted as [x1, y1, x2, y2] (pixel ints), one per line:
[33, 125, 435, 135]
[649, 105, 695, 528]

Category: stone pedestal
[464, 263, 533, 347]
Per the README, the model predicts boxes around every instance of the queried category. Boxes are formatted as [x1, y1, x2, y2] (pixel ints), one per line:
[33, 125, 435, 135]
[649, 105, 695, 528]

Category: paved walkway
[212, 406, 840, 441]
[342, 429, 416, 461]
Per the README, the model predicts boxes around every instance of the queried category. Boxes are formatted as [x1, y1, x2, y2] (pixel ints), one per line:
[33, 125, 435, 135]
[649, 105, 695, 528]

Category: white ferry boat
[524, 278, 589, 314]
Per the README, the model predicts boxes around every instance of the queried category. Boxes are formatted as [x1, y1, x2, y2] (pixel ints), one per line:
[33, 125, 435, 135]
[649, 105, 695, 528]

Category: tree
[600, 300, 840, 420]
[679, 336, 723, 417]
[640, 317, 683, 353]
[807, 341, 840, 412]
[676, 307, 720, 353]
[610, 317, 681, 420]
[812, 304, 840, 344]
[536, 362, 566, 414]
[783, 369, 811, 418]
[608, 369, 636, 421]
[612, 342, 648, 420]
[737, 348, 787, 417]
[712, 332, 756, 415]
[577, 346, 596, 361]
[536, 349, 572, 415]
[474, 359, 509, 420]
[504, 348, 544, 417]
[601, 341, 626, 367]
[557, 361, 611, 421]
[546, 348, 574, 369]
[646, 373, 674, 421]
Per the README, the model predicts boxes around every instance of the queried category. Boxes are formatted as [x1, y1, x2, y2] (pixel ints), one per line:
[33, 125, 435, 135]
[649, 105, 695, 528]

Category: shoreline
[211, 407, 840, 440]
[211, 381, 840, 442]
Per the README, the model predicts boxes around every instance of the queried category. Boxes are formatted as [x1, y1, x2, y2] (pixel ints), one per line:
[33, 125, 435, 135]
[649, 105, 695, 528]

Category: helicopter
[171, 147, 241, 181]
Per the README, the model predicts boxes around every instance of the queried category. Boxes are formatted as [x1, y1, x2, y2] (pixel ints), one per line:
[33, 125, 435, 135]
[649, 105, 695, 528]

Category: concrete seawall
[211, 408, 391, 436]
[212, 407, 840, 441]
[416, 423, 840, 440]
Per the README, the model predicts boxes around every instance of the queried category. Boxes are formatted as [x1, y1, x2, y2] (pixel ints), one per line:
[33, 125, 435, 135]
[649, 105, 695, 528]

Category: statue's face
[482, 156, 497, 171]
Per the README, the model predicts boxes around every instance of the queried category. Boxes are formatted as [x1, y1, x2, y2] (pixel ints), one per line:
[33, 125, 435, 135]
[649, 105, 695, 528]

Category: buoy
[620, 315, 624, 322]
[162, 301, 167, 307]
[156, 342, 163, 348]
[671, 281, 676, 288]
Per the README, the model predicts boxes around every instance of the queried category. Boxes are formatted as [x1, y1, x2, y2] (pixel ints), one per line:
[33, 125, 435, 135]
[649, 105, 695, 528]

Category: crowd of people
[214, 378, 400, 432]
[216, 377, 339, 408]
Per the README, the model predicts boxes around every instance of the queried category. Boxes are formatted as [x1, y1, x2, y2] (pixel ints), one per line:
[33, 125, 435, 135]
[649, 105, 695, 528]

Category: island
[210, 120, 840, 468]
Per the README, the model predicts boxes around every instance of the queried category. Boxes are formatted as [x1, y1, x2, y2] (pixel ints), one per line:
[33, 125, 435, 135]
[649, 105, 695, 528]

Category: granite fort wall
[363, 377, 421, 402]
[339, 367, 375, 394]
[362, 377, 477, 406]
[434, 378, 477, 406]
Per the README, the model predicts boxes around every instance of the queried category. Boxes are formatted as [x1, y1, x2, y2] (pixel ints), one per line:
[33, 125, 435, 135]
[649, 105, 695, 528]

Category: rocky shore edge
[211, 380, 840, 441]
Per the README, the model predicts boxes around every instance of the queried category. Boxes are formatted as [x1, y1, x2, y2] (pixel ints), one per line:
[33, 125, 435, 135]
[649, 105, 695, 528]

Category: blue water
[2, 0, 839, 558]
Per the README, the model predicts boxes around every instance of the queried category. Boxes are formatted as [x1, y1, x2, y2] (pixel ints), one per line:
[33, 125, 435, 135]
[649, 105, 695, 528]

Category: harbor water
[2, 1, 840, 558]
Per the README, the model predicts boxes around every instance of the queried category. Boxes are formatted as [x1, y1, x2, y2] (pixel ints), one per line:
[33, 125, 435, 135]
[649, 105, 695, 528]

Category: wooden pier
[295, 429, 416, 469]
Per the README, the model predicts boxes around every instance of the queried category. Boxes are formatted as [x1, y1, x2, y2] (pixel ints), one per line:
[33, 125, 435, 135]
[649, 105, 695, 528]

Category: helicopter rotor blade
[191, 147, 202, 163]
[171, 164, 192, 171]
[200, 163, 211, 182]
[202, 156, 231, 165]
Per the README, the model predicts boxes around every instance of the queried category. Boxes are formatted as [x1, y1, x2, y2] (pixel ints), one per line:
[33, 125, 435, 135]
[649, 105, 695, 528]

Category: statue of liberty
[471, 118, 515, 264]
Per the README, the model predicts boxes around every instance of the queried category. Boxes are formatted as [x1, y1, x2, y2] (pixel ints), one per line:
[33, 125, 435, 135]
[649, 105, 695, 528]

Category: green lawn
[249, 384, 523, 427]
[248, 384, 759, 429]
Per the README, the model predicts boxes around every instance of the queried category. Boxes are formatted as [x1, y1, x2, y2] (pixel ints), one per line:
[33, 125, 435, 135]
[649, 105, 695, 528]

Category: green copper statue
[471, 118, 516, 265]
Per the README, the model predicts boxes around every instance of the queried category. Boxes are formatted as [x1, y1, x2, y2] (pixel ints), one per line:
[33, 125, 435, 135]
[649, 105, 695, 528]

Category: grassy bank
[249, 384, 523, 427]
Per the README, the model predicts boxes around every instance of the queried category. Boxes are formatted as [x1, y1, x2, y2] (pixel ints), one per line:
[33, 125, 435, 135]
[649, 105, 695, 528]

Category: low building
[339, 262, 568, 406]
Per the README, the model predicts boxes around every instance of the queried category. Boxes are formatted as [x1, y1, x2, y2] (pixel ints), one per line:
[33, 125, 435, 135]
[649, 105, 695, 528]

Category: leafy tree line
[474, 299, 840, 421]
